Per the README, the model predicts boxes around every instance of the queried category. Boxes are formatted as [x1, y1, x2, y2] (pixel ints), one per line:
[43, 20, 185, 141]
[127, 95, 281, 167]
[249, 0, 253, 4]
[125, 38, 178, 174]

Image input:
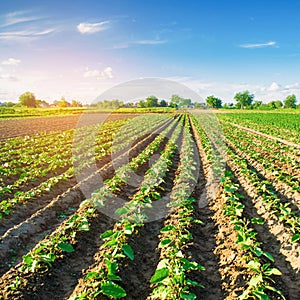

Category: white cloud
[0, 28, 56, 41]
[0, 10, 57, 44]
[284, 83, 300, 90]
[0, 10, 42, 27]
[1, 58, 21, 66]
[102, 67, 113, 79]
[83, 67, 114, 79]
[77, 21, 110, 34]
[83, 70, 101, 78]
[267, 82, 281, 91]
[134, 39, 167, 45]
[239, 41, 277, 49]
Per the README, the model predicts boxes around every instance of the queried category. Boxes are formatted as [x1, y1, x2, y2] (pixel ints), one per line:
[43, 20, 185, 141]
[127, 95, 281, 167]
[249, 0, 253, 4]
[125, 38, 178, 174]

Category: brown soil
[0, 114, 298, 300]
[185, 117, 225, 299]
[0, 118, 176, 299]
[229, 162, 300, 299]
[67, 122, 183, 300]
[0, 113, 140, 140]
[227, 139, 300, 208]
[229, 122, 300, 149]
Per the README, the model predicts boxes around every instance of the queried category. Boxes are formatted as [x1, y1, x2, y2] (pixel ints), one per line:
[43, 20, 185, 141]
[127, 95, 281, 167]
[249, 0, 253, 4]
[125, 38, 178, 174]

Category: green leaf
[23, 254, 33, 266]
[181, 258, 205, 271]
[252, 290, 270, 300]
[291, 233, 300, 243]
[265, 285, 286, 298]
[39, 252, 56, 262]
[159, 239, 172, 247]
[180, 291, 197, 300]
[152, 192, 161, 200]
[85, 271, 99, 280]
[247, 260, 261, 272]
[108, 274, 121, 281]
[160, 225, 176, 233]
[186, 279, 204, 288]
[122, 244, 134, 260]
[105, 259, 118, 275]
[100, 230, 114, 239]
[150, 268, 169, 283]
[115, 207, 129, 216]
[265, 267, 282, 276]
[251, 218, 265, 225]
[101, 282, 126, 298]
[249, 274, 263, 287]
[57, 242, 74, 253]
[102, 239, 118, 248]
[124, 224, 134, 235]
[78, 222, 90, 231]
[236, 193, 245, 199]
[262, 251, 274, 262]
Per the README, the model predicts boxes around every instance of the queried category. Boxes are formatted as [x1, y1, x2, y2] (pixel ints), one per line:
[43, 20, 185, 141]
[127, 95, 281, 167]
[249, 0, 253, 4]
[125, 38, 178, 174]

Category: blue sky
[1, 0, 300, 103]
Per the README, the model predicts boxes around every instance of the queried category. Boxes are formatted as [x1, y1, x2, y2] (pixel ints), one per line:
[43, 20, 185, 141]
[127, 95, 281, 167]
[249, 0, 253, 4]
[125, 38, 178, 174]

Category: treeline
[206, 91, 300, 109]
[0, 92, 83, 108]
[1, 92, 204, 109]
[85, 94, 204, 109]
[2, 90, 299, 110]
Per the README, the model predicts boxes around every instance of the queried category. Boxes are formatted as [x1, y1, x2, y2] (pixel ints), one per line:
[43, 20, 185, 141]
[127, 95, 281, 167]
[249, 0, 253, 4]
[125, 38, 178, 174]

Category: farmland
[0, 111, 299, 300]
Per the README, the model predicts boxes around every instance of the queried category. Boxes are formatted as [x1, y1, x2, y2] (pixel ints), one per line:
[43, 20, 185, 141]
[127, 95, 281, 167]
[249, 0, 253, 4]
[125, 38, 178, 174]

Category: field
[0, 111, 299, 300]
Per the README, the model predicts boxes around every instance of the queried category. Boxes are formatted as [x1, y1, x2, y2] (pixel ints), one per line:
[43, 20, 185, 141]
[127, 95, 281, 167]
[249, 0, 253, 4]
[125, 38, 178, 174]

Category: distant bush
[0, 107, 15, 114]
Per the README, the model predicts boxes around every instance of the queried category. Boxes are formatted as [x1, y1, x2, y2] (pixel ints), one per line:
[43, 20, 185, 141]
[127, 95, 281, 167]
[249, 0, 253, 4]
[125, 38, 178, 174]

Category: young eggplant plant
[69, 121, 182, 300]
[1, 119, 177, 296]
[149, 116, 205, 300]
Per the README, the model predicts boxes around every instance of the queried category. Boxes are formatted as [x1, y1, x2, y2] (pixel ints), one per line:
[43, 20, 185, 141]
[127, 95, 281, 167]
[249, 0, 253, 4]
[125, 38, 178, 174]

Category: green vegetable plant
[71, 120, 182, 299]
[150, 115, 205, 300]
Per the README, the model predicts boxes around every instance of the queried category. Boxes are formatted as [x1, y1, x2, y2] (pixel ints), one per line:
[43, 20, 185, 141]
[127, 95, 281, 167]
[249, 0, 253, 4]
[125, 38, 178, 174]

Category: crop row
[191, 112, 287, 299]
[221, 170, 285, 299]
[69, 117, 183, 299]
[0, 116, 179, 298]
[217, 113, 300, 143]
[226, 141, 300, 244]
[221, 123, 300, 182]
[0, 115, 172, 219]
[193, 114, 300, 243]
[149, 114, 204, 300]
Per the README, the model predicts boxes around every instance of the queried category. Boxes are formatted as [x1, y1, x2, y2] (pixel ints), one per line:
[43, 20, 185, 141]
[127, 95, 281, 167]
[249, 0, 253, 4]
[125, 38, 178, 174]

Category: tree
[234, 90, 254, 109]
[268, 101, 276, 109]
[181, 98, 192, 108]
[36, 99, 50, 108]
[223, 103, 235, 109]
[169, 94, 181, 108]
[194, 102, 204, 108]
[71, 100, 82, 107]
[206, 95, 222, 108]
[252, 100, 262, 109]
[284, 94, 297, 108]
[58, 97, 70, 107]
[138, 100, 145, 108]
[267, 100, 282, 109]
[160, 99, 167, 107]
[19, 91, 36, 108]
[274, 100, 283, 108]
[5, 101, 15, 107]
[145, 95, 158, 107]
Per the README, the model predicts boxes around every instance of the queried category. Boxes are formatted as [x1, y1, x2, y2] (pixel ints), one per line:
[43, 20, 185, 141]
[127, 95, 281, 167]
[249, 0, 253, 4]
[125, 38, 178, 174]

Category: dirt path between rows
[0, 119, 174, 278]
